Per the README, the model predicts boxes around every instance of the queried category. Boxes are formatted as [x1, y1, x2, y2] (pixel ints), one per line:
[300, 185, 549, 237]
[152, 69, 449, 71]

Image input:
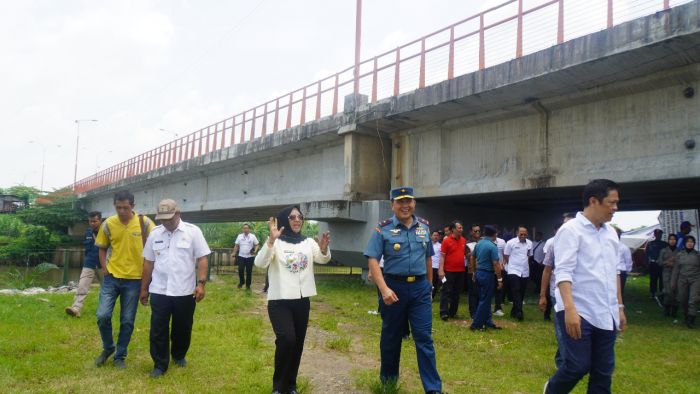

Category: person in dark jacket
[65, 211, 102, 317]
[671, 235, 700, 329]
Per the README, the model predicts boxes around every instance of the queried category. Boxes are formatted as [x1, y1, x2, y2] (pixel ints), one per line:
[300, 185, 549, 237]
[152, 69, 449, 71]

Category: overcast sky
[0, 0, 685, 197]
[2, 0, 505, 190]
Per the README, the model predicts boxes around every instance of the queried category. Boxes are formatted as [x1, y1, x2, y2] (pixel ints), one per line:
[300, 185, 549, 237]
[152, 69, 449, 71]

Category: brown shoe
[65, 306, 81, 317]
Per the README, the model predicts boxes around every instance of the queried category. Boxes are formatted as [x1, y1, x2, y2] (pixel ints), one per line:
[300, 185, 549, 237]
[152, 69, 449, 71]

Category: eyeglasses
[473, 229, 481, 233]
[288, 214, 304, 221]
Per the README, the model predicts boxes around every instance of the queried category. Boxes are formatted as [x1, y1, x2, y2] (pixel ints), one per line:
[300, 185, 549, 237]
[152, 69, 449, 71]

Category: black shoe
[486, 323, 502, 330]
[173, 358, 187, 367]
[544, 315, 551, 321]
[94, 348, 115, 367]
[469, 325, 484, 331]
[113, 359, 126, 369]
[289, 390, 300, 394]
[150, 368, 165, 378]
[440, 315, 448, 321]
[687, 316, 696, 329]
[237, 284, 243, 289]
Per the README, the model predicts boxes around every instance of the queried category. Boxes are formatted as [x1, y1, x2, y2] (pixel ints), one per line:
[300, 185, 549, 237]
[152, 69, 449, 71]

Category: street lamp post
[73, 119, 98, 190]
[28, 141, 62, 192]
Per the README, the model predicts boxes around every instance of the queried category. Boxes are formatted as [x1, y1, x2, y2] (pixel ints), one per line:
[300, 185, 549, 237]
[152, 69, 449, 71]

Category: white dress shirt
[543, 237, 556, 297]
[143, 221, 211, 297]
[618, 243, 633, 272]
[431, 241, 441, 269]
[504, 238, 532, 277]
[254, 237, 331, 300]
[554, 212, 620, 331]
[235, 233, 259, 258]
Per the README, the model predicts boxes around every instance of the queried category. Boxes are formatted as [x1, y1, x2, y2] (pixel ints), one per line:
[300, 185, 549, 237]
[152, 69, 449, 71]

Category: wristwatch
[197, 279, 207, 286]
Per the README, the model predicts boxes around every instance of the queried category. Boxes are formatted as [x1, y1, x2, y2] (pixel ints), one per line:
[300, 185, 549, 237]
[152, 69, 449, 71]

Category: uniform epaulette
[374, 218, 393, 233]
[416, 216, 430, 226]
[378, 218, 393, 227]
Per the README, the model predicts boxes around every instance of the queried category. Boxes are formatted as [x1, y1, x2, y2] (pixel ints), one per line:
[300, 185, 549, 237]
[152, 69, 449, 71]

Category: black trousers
[508, 274, 528, 320]
[432, 268, 441, 299]
[543, 286, 553, 320]
[649, 262, 663, 296]
[530, 262, 544, 295]
[439, 271, 464, 317]
[149, 293, 196, 372]
[237, 256, 255, 288]
[464, 272, 479, 318]
[494, 272, 505, 311]
[268, 297, 310, 393]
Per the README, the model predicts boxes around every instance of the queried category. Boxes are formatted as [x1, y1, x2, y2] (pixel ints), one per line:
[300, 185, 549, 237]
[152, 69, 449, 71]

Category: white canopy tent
[620, 224, 661, 250]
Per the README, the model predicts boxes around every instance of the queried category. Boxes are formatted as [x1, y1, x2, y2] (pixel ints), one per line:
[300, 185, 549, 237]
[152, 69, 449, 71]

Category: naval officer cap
[390, 186, 414, 201]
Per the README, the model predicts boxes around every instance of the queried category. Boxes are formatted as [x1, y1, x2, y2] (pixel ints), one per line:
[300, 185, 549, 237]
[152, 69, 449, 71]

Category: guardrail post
[393, 48, 400, 96]
[607, 0, 613, 28]
[479, 14, 485, 70]
[558, 0, 564, 44]
[448, 27, 455, 79]
[419, 39, 426, 88]
[516, 0, 523, 58]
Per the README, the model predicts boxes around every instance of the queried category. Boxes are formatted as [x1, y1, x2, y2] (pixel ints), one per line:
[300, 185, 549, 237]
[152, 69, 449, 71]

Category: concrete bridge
[78, 1, 700, 266]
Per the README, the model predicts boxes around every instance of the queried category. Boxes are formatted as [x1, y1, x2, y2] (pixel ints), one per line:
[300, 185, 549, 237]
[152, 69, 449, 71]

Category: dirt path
[243, 275, 376, 393]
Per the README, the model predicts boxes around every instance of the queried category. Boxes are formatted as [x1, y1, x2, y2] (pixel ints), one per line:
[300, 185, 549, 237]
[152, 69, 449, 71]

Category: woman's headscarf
[276, 205, 306, 244]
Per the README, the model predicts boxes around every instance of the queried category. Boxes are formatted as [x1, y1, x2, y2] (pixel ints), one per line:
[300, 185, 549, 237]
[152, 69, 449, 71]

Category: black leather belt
[384, 274, 426, 283]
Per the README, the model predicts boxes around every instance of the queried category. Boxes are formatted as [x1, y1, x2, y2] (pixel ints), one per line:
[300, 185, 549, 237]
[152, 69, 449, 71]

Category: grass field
[0, 272, 698, 393]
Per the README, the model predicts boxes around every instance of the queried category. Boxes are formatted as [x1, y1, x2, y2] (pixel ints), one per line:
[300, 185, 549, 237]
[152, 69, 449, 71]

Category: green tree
[15, 189, 85, 233]
[4, 185, 42, 203]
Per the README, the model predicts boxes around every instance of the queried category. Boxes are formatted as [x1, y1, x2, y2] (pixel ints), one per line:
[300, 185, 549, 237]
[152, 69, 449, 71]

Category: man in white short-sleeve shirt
[232, 224, 260, 290]
[545, 180, 627, 393]
[504, 227, 532, 321]
[140, 199, 211, 378]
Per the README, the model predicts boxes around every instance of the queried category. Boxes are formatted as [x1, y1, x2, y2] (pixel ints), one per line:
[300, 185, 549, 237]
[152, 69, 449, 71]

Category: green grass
[0, 274, 698, 393]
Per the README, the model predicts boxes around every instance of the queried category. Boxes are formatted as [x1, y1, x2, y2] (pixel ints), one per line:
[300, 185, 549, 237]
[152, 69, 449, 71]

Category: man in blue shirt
[65, 211, 102, 317]
[364, 186, 443, 394]
[470, 225, 504, 330]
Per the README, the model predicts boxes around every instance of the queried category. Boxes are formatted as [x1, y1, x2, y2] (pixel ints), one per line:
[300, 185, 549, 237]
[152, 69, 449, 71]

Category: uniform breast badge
[393, 243, 401, 251]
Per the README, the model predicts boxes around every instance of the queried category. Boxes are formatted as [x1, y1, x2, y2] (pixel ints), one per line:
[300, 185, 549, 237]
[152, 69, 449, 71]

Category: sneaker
[150, 368, 165, 378]
[114, 359, 126, 369]
[65, 306, 81, 318]
[173, 358, 187, 368]
[94, 348, 115, 367]
[494, 309, 504, 317]
[440, 315, 448, 321]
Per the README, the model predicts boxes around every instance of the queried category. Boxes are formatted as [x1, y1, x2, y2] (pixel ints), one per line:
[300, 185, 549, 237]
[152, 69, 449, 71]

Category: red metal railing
[74, 0, 688, 193]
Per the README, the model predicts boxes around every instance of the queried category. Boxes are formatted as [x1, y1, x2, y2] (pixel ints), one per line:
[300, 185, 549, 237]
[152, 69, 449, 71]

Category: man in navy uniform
[364, 186, 443, 394]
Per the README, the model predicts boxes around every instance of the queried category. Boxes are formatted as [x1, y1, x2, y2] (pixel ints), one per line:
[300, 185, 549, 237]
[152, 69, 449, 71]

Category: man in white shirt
[545, 180, 627, 393]
[232, 223, 260, 290]
[140, 199, 211, 378]
[504, 227, 532, 321]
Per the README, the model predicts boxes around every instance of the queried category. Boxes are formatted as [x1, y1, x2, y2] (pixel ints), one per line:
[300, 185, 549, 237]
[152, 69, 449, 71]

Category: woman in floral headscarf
[254, 205, 331, 394]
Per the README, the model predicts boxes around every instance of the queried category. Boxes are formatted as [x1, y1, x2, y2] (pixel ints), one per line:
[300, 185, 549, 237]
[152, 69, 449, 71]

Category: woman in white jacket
[254, 205, 331, 394]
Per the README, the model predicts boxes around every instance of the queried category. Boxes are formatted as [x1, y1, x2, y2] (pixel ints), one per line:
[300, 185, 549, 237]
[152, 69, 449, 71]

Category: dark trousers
[237, 256, 254, 288]
[376, 285, 410, 337]
[649, 263, 663, 296]
[531, 262, 544, 295]
[439, 271, 464, 317]
[431, 268, 441, 299]
[465, 272, 479, 318]
[149, 293, 196, 372]
[494, 272, 505, 311]
[508, 274, 528, 320]
[380, 277, 441, 392]
[546, 312, 616, 394]
[543, 286, 553, 320]
[268, 297, 310, 393]
[471, 271, 496, 328]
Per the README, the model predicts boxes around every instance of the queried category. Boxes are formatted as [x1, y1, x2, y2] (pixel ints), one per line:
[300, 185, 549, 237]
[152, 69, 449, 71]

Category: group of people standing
[647, 224, 700, 328]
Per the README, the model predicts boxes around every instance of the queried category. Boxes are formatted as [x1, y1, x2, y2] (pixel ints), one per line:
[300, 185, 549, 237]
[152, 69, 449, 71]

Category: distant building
[0, 195, 27, 214]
